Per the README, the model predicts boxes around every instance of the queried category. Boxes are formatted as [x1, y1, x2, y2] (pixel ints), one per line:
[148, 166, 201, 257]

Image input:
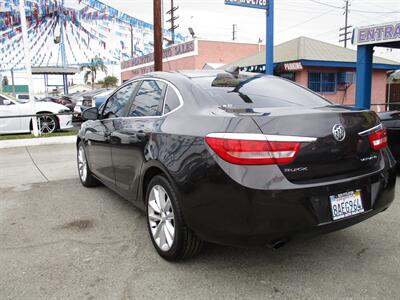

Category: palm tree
[80, 56, 108, 89]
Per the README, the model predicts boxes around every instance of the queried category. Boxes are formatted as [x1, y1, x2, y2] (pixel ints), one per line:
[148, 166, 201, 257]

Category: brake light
[368, 128, 388, 150]
[205, 134, 302, 165]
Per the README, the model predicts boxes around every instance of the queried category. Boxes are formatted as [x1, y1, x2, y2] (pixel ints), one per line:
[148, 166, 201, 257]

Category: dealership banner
[224, 0, 268, 10]
[353, 21, 400, 46]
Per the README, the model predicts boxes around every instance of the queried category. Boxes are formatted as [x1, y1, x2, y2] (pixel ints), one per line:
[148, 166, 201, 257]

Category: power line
[277, 7, 337, 33]
[308, 0, 400, 13]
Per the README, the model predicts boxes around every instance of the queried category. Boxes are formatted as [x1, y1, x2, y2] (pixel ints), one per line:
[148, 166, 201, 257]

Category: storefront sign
[353, 21, 400, 46]
[224, 0, 268, 10]
[284, 62, 303, 72]
[121, 40, 196, 70]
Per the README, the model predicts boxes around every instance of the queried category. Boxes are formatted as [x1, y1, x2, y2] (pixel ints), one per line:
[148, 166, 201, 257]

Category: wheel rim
[78, 146, 88, 182]
[39, 115, 56, 134]
[148, 185, 175, 251]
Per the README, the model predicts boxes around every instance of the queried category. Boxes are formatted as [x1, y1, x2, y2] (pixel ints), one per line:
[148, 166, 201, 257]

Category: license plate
[329, 190, 364, 221]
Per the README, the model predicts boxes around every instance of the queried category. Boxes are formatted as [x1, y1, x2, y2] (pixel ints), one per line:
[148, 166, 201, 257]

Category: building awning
[31, 66, 79, 75]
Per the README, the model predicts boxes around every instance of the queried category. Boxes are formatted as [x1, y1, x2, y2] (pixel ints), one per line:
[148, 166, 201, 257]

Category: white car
[0, 94, 73, 135]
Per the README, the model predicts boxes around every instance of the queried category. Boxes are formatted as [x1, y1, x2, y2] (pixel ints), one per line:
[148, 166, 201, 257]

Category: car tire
[145, 175, 203, 261]
[77, 142, 99, 187]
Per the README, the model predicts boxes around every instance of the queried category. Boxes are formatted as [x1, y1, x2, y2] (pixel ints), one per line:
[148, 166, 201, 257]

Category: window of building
[308, 72, 336, 93]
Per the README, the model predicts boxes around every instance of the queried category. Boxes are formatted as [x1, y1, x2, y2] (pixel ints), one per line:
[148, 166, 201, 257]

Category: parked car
[38, 96, 75, 111]
[378, 110, 400, 164]
[73, 89, 108, 118]
[0, 93, 73, 134]
[94, 90, 114, 108]
[76, 70, 396, 261]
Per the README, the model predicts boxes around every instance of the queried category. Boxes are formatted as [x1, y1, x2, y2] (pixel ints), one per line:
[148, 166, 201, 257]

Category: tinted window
[129, 80, 166, 117]
[0, 95, 4, 105]
[193, 75, 331, 108]
[102, 83, 136, 118]
[163, 87, 181, 114]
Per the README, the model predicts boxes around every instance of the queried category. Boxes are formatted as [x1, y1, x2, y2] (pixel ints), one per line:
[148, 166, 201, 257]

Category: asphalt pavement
[1, 144, 400, 299]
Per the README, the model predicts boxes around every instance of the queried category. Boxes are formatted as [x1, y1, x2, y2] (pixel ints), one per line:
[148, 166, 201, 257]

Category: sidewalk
[0, 135, 76, 149]
[0, 143, 77, 188]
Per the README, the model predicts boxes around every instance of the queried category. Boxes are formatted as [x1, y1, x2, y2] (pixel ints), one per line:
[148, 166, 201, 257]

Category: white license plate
[329, 190, 364, 221]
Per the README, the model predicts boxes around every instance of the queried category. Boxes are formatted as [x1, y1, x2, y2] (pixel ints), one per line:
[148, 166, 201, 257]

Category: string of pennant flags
[0, 0, 186, 72]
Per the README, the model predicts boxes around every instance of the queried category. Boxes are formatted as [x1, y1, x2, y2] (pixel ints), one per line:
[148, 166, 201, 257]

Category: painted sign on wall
[121, 40, 196, 70]
[353, 21, 400, 46]
[224, 0, 268, 10]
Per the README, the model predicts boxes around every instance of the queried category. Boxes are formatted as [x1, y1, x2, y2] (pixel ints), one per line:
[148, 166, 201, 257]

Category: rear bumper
[180, 165, 396, 248]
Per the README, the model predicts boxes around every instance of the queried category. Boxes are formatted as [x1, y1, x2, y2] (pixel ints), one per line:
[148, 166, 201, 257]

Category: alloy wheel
[38, 115, 56, 134]
[78, 146, 88, 182]
[148, 184, 175, 251]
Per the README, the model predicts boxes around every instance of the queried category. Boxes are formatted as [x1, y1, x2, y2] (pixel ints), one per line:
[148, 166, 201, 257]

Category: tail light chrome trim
[206, 133, 317, 142]
[358, 124, 384, 136]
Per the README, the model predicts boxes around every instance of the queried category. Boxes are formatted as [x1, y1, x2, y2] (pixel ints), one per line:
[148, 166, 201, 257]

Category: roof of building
[223, 36, 400, 70]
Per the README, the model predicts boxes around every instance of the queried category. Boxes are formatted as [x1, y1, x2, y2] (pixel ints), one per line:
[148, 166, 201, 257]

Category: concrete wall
[194, 40, 264, 69]
[295, 66, 388, 112]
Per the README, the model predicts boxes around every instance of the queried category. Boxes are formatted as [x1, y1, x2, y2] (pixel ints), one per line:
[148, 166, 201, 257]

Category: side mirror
[82, 107, 99, 120]
[3, 99, 12, 105]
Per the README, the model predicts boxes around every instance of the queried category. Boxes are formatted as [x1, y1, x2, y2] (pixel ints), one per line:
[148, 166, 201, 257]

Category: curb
[0, 135, 76, 149]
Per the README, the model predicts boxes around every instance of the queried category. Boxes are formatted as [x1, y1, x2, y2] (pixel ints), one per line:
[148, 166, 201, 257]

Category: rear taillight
[368, 128, 388, 150]
[205, 133, 316, 165]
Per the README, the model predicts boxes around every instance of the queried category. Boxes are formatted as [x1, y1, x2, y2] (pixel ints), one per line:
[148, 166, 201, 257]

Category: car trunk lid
[250, 106, 382, 183]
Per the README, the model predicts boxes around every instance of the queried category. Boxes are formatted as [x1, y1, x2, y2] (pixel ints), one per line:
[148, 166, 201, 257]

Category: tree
[101, 76, 118, 88]
[80, 56, 108, 89]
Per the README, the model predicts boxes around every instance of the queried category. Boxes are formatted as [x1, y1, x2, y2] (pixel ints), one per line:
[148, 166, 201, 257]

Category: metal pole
[60, 1, 68, 95]
[265, 0, 274, 75]
[344, 0, 349, 48]
[154, 0, 163, 71]
[130, 25, 134, 58]
[11, 69, 16, 97]
[19, 0, 39, 136]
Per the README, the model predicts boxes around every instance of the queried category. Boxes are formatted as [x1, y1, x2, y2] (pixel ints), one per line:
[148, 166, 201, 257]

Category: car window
[193, 75, 332, 108]
[163, 86, 181, 114]
[102, 82, 137, 119]
[0, 96, 4, 105]
[128, 80, 166, 117]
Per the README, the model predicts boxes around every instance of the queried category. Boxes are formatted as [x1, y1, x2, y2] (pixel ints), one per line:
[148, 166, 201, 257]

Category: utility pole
[232, 24, 237, 41]
[153, 0, 163, 71]
[166, 0, 179, 44]
[339, 0, 352, 48]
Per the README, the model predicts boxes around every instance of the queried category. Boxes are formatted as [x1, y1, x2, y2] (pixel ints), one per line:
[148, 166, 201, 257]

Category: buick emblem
[332, 124, 346, 142]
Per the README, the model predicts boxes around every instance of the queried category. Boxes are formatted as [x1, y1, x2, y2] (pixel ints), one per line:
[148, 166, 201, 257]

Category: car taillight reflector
[368, 129, 388, 150]
[205, 136, 301, 165]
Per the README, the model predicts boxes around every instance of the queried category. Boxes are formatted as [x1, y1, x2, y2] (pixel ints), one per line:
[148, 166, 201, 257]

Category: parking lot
[1, 144, 400, 299]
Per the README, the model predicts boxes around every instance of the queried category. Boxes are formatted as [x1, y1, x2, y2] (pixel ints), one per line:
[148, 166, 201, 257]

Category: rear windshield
[193, 75, 332, 108]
